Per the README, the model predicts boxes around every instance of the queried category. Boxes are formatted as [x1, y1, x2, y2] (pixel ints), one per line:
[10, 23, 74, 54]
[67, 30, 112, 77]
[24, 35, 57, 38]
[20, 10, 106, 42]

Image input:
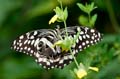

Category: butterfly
[11, 26, 102, 69]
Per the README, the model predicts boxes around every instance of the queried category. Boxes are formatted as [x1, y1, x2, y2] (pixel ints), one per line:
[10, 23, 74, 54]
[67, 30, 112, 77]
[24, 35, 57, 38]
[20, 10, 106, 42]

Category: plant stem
[70, 49, 79, 68]
[88, 13, 91, 27]
[58, 0, 79, 68]
[63, 20, 68, 37]
[63, 20, 79, 68]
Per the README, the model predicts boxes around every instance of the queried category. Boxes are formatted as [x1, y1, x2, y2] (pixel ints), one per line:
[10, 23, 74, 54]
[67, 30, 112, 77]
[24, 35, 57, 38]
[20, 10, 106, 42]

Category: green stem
[88, 13, 91, 27]
[58, 0, 79, 68]
[63, 20, 79, 68]
[70, 49, 79, 68]
[63, 20, 68, 37]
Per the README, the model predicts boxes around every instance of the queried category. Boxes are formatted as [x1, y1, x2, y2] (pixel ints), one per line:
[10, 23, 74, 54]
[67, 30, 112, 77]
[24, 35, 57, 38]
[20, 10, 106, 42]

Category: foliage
[77, 2, 97, 27]
[0, 0, 120, 79]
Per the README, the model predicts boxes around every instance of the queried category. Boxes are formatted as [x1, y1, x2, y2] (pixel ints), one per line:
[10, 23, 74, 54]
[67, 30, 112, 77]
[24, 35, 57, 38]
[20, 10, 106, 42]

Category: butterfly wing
[11, 26, 102, 69]
[11, 29, 57, 55]
[67, 26, 102, 54]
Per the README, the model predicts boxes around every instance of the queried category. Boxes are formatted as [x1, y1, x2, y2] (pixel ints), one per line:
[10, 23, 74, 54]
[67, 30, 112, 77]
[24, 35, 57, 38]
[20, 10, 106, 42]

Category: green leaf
[88, 2, 97, 14]
[78, 15, 90, 26]
[54, 6, 68, 22]
[91, 2, 97, 11]
[77, 2, 97, 14]
[63, 7, 68, 21]
[77, 3, 88, 14]
[54, 7, 61, 14]
[90, 14, 97, 27]
[53, 36, 74, 52]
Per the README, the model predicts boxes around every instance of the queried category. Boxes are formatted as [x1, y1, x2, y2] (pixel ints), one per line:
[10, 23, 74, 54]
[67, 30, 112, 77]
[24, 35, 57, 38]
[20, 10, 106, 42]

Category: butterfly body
[11, 26, 102, 69]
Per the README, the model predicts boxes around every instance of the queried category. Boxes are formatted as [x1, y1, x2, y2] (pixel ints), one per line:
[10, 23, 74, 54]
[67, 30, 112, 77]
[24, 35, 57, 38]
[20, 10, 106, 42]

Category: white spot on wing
[46, 62, 50, 65]
[19, 43, 22, 47]
[86, 34, 90, 38]
[17, 47, 19, 50]
[82, 42, 85, 46]
[24, 46, 27, 50]
[59, 59, 64, 64]
[80, 31, 84, 34]
[31, 50, 33, 53]
[13, 40, 16, 45]
[35, 53, 40, 57]
[91, 36, 95, 40]
[98, 33, 101, 37]
[76, 39, 79, 43]
[14, 46, 16, 49]
[24, 40, 28, 44]
[64, 56, 68, 60]
[79, 45, 82, 48]
[75, 49, 78, 53]
[27, 40, 31, 44]
[90, 41, 93, 44]
[34, 31, 38, 35]
[79, 36, 82, 40]
[34, 38, 40, 47]
[83, 35, 86, 39]
[19, 35, 24, 39]
[28, 47, 31, 51]
[51, 66, 54, 69]
[38, 58, 42, 62]
[50, 59, 54, 63]
[43, 66, 46, 69]
[30, 36, 34, 39]
[86, 40, 89, 44]
[31, 40, 35, 45]
[91, 29, 95, 33]
[43, 58, 47, 62]
[77, 27, 80, 31]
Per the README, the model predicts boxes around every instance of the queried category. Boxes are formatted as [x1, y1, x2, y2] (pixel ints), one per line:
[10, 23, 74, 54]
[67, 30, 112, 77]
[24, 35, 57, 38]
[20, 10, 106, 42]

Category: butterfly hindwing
[71, 26, 102, 53]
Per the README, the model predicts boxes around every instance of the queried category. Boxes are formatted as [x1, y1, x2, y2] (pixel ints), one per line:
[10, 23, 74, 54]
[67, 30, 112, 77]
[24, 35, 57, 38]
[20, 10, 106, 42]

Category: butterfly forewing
[11, 26, 102, 69]
[11, 31, 40, 56]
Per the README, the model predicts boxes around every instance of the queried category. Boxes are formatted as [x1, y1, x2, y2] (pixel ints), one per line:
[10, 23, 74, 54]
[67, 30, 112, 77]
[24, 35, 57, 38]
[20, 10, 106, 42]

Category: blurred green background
[0, 0, 120, 79]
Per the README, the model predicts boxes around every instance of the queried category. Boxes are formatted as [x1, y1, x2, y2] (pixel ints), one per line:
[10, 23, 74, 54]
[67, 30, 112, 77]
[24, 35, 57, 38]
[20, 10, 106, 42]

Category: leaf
[90, 14, 97, 27]
[77, 3, 88, 13]
[89, 2, 97, 13]
[53, 6, 68, 22]
[63, 7, 68, 21]
[77, 2, 97, 14]
[78, 15, 90, 26]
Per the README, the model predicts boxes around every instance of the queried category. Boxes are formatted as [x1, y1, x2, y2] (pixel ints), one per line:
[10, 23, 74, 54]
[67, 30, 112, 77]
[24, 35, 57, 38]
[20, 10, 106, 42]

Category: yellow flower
[73, 63, 99, 79]
[74, 68, 87, 79]
[74, 63, 87, 79]
[49, 15, 58, 24]
[89, 67, 99, 72]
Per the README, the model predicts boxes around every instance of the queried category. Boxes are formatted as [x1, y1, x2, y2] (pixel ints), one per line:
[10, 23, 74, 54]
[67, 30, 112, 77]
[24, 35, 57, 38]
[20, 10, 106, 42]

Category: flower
[75, 68, 87, 79]
[89, 67, 99, 72]
[74, 63, 87, 79]
[49, 15, 58, 24]
[73, 63, 99, 79]
[49, 6, 68, 24]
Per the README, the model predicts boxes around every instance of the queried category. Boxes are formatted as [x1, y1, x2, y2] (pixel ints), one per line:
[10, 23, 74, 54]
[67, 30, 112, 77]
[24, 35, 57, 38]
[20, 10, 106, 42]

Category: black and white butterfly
[11, 26, 102, 69]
